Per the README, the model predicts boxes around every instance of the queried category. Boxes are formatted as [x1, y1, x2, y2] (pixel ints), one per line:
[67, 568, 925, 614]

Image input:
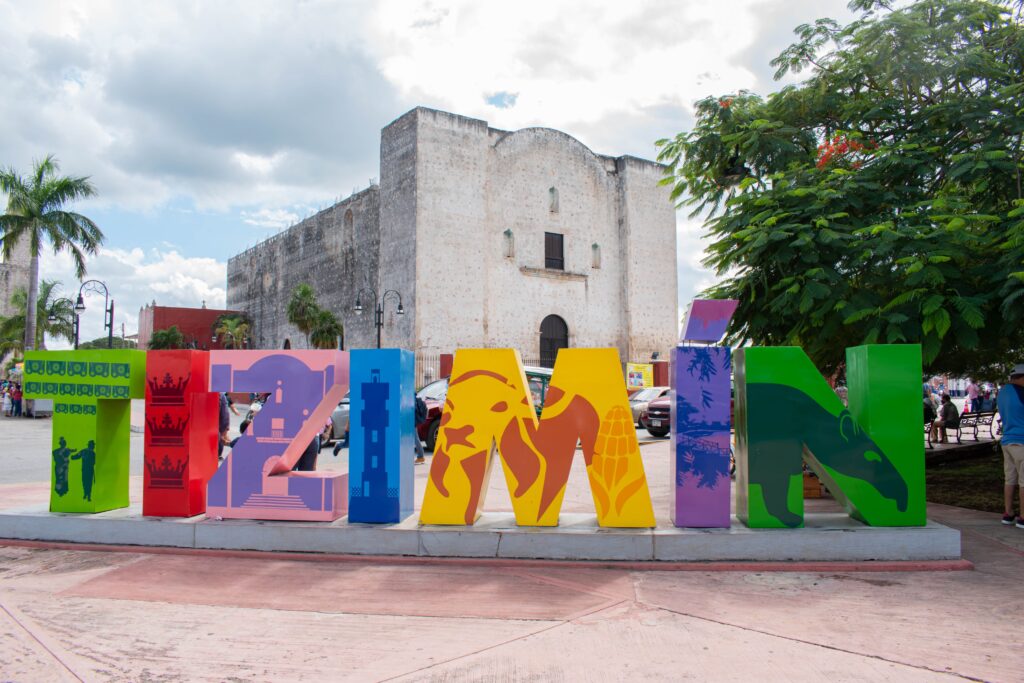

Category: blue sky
[0, 0, 856, 344]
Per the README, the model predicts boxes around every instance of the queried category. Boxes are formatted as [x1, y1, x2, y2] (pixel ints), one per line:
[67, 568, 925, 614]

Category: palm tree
[0, 279, 75, 354]
[149, 325, 186, 350]
[309, 309, 343, 349]
[0, 155, 102, 352]
[213, 314, 251, 349]
[286, 283, 320, 348]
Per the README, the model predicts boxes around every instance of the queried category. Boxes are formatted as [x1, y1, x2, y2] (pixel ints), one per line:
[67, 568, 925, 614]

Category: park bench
[957, 411, 999, 441]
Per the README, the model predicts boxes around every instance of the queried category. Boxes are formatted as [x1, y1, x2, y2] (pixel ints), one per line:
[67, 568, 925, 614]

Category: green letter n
[735, 345, 924, 528]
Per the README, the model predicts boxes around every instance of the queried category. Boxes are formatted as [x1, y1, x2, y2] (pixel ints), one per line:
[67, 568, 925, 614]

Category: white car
[629, 386, 670, 426]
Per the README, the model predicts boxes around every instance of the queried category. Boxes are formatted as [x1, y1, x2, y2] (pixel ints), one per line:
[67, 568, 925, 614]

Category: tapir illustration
[745, 383, 909, 528]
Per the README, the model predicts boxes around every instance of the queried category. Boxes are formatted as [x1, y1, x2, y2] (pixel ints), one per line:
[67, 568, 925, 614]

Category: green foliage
[212, 313, 251, 349]
[78, 336, 137, 350]
[0, 279, 75, 354]
[310, 308, 343, 349]
[148, 325, 186, 350]
[658, 0, 1024, 378]
[286, 284, 342, 349]
[286, 283, 320, 347]
[0, 155, 102, 352]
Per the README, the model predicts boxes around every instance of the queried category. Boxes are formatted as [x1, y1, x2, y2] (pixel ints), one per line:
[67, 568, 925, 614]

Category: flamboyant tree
[658, 0, 1024, 378]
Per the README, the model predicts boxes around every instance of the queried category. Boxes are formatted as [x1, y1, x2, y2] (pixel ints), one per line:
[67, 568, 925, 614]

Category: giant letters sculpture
[205, 350, 349, 521]
[670, 347, 731, 527]
[420, 348, 655, 527]
[23, 350, 145, 513]
[143, 350, 219, 517]
[347, 349, 415, 523]
[735, 345, 924, 528]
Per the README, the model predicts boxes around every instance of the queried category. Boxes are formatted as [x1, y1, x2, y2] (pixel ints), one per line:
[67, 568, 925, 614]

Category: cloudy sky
[0, 0, 856, 345]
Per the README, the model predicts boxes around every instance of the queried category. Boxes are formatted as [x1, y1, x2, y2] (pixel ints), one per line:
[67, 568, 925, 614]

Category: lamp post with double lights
[354, 288, 404, 349]
[73, 280, 115, 349]
[47, 297, 80, 349]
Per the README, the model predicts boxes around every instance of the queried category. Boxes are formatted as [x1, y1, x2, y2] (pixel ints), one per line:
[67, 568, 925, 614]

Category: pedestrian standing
[217, 392, 232, 460]
[11, 383, 22, 417]
[997, 364, 1024, 528]
[414, 394, 427, 464]
[966, 379, 981, 413]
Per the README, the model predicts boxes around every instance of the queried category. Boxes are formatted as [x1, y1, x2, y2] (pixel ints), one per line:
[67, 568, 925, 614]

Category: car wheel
[646, 427, 669, 438]
[426, 419, 440, 452]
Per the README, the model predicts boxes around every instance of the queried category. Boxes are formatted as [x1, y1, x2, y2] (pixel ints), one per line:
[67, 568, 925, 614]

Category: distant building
[137, 303, 243, 350]
[0, 237, 30, 319]
[227, 107, 678, 367]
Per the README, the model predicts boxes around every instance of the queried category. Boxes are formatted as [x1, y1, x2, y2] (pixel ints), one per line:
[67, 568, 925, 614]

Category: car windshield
[631, 388, 660, 402]
[417, 378, 449, 401]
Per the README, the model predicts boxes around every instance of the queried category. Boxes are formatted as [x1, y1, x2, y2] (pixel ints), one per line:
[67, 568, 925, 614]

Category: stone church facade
[227, 107, 678, 368]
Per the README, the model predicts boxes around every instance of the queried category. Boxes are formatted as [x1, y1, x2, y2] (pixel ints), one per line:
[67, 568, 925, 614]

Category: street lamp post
[354, 288, 404, 349]
[47, 297, 80, 349]
[74, 280, 115, 349]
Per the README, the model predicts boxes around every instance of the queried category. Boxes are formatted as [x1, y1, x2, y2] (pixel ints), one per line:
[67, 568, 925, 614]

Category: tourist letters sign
[22, 343, 925, 529]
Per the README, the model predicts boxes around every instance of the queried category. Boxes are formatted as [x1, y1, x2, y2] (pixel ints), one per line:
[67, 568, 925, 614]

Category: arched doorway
[539, 315, 568, 368]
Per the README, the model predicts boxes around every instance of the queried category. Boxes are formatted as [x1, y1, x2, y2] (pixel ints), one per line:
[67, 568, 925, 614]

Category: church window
[503, 229, 515, 258]
[539, 315, 568, 369]
[544, 232, 564, 270]
[549, 187, 559, 213]
[344, 209, 354, 233]
[591, 243, 601, 269]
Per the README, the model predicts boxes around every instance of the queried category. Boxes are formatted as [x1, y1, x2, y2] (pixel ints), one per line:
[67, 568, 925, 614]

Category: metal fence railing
[415, 352, 442, 389]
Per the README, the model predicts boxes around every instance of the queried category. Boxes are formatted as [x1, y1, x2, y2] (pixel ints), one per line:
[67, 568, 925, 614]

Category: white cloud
[1, 0, 861, 338]
[366, 0, 850, 138]
[37, 247, 226, 347]
[240, 207, 302, 229]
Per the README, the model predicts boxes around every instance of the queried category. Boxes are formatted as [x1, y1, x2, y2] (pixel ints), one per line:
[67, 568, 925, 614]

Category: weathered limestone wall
[411, 109, 491, 352]
[377, 110, 419, 350]
[409, 108, 677, 361]
[484, 127, 626, 358]
[226, 187, 380, 350]
[226, 106, 678, 362]
[0, 237, 31, 319]
[618, 156, 679, 360]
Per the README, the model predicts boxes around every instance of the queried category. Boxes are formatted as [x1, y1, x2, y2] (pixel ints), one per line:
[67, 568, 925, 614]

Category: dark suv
[416, 366, 554, 450]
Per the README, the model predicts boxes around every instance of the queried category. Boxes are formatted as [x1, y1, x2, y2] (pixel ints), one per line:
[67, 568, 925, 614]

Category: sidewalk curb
[0, 538, 974, 572]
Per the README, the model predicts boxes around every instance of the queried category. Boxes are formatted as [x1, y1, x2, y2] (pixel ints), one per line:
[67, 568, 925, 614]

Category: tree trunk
[23, 254, 40, 352]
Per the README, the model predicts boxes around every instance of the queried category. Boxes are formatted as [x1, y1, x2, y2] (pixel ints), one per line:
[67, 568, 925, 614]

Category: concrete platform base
[0, 504, 961, 562]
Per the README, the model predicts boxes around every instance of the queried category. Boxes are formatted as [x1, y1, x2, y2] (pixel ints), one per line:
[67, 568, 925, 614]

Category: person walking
[414, 393, 428, 464]
[998, 364, 1024, 528]
[217, 392, 240, 460]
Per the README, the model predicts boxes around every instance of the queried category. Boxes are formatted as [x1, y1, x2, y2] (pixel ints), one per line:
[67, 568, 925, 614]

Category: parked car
[325, 392, 350, 444]
[416, 366, 554, 451]
[641, 395, 671, 438]
[628, 386, 670, 426]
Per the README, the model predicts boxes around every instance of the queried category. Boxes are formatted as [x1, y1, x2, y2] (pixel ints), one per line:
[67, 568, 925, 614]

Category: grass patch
[926, 451, 1006, 513]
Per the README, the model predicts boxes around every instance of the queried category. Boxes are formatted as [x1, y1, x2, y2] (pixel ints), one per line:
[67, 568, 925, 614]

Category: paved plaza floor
[1, 408, 1022, 681]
